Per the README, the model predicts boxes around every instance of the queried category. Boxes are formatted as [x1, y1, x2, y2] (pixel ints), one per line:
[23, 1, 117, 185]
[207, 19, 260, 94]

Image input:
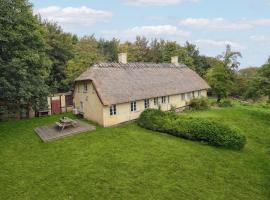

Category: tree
[259, 59, 270, 101]
[43, 21, 77, 93]
[206, 62, 233, 102]
[217, 44, 242, 70]
[99, 38, 119, 62]
[0, 0, 51, 118]
[65, 36, 104, 86]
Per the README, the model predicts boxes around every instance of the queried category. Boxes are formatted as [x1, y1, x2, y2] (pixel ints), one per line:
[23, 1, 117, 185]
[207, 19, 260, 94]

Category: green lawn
[0, 104, 269, 200]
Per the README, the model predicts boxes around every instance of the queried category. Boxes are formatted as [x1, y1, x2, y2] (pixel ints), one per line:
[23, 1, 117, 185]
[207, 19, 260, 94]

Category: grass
[0, 103, 270, 200]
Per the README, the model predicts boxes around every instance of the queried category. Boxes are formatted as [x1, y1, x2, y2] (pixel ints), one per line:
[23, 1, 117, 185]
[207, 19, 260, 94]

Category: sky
[31, 0, 270, 68]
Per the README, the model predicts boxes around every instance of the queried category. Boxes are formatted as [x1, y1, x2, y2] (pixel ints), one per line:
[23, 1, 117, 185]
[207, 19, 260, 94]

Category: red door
[51, 100, 61, 114]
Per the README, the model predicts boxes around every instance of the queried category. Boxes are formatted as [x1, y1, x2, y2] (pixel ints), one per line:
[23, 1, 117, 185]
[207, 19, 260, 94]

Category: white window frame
[83, 83, 88, 93]
[144, 99, 150, 109]
[161, 96, 166, 104]
[154, 98, 158, 105]
[110, 104, 116, 116]
[131, 101, 137, 112]
[181, 93, 185, 101]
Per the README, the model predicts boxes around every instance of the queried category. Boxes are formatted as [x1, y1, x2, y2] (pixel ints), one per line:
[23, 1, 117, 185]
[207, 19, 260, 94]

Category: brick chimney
[171, 56, 179, 66]
[118, 53, 127, 64]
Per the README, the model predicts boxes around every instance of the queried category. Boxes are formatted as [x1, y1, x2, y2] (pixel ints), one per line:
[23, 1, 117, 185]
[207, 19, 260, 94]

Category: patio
[34, 120, 96, 142]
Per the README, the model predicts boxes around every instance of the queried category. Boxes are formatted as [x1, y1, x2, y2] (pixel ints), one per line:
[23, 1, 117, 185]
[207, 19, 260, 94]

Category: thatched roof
[75, 62, 210, 105]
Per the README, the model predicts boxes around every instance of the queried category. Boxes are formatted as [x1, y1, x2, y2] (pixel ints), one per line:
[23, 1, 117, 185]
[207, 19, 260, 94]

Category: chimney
[118, 53, 127, 64]
[171, 56, 179, 66]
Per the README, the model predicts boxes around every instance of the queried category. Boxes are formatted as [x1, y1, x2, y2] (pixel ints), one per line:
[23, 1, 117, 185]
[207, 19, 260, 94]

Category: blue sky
[31, 0, 270, 68]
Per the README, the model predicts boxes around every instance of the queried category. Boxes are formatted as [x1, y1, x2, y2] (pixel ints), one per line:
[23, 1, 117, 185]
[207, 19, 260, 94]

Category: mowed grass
[0, 104, 270, 200]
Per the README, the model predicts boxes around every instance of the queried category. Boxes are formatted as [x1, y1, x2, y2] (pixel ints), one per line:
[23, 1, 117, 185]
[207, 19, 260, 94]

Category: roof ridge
[93, 62, 186, 68]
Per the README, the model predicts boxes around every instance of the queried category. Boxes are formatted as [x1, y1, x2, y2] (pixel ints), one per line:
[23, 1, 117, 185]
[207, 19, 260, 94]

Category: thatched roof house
[74, 54, 210, 127]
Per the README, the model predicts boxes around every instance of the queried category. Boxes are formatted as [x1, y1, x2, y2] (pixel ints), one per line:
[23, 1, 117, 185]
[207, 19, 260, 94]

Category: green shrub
[137, 109, 246, 150]
[218, 99, 233, 107]
[189, 97, 209, 110]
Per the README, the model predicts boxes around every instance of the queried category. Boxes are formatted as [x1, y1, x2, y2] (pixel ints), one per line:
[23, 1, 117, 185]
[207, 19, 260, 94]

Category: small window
[161, 96, 166, 104]
[181, 94, 185, 101]
[83, 83, 88, 93]
[154, 98, 158, 105]
[187, 93, 191, 100]
[80, 101, 83, 109]
[110, 104, 116, 116]
[131, 101, 137, 111]
[144, 99, 150, 109]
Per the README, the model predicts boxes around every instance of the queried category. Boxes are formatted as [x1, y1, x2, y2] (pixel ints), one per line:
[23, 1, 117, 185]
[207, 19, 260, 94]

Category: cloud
[194, 39, 245, 50]
[179, 18, 270, 30]
[35, 6, 113, 27]
[101, 25, 190, 40]
[250, 35, 270, 44]
[123, 0, 198, 6]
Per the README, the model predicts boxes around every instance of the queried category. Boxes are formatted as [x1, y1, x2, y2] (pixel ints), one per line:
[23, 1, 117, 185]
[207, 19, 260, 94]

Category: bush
[218, 99, 233, 107]
[189, 97, 209, 110]
[137, 109, 246, 150]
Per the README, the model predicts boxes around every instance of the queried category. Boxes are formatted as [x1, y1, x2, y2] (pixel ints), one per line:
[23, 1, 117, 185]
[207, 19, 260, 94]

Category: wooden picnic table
[56, 117, 77, 131]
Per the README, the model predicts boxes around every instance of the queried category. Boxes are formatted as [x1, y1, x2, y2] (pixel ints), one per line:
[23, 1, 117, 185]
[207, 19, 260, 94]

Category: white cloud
[124, 0, 198, 6]
[35, 6, 113, 27]
[194, 39, 245, 50]
[179, 18, 270, 30]
[250, 35, 270, 44]
[101, 25, 190, 40]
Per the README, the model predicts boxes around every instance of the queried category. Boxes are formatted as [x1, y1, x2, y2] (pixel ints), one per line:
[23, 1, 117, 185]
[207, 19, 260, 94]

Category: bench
[55, 122, 64, 131]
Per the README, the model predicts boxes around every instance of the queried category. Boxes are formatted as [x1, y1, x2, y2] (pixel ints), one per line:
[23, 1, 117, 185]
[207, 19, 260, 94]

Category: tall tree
[206, 58, 233, 102]
[259, 58, 270, 101]
[217, 44, 242, 70]
[99, 38, 119, 62]
[65, 36, 104, 86]
[43, 21, 77, 93]
[0, 0, 51, 117]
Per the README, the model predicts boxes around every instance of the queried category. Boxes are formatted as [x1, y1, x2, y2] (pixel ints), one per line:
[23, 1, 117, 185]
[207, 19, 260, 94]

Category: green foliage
[206, 64, 233, 102]
[189, 97, 209, 110]
[42, 21, 77, 92]
[65, 36, 105, 86]
[138, 109, 246, 150]
[218, 99, 233, 107]
[0, 0, 50, 114]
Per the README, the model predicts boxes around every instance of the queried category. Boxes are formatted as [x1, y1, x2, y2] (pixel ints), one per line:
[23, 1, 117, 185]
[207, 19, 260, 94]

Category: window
[144, 99, 150, 109]
[187, 93, 191, 100]
[154, 98, 158, 105]
[131, 101, 137, 111]
[110, 104, 116, 116]
[161, 96, 166, 104]
[83, 83, 88, 93]
[181, 94, 185, 101]
[80, 101, 83, 110]
[198, 90, 201, 97]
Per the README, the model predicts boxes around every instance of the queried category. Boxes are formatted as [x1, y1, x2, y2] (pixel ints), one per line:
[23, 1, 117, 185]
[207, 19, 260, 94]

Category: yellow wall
[74, 82, 207, 127]
[102, 90, 207, 127]
[74, 81, 104, 125]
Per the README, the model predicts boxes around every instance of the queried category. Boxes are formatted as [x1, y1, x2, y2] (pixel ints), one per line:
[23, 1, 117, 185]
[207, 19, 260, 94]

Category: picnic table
[55, 117, 77, 131]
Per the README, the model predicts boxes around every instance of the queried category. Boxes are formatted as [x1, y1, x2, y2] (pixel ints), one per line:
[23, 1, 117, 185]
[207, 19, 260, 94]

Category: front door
[51, 100, 61, 114]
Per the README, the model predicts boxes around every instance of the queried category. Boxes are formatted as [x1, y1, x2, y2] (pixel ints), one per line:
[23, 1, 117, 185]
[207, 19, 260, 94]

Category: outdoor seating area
[34, 118, 96, 142]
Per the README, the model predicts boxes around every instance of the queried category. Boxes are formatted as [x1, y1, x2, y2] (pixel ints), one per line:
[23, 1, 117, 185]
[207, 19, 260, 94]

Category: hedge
[137, 109, 246, 150]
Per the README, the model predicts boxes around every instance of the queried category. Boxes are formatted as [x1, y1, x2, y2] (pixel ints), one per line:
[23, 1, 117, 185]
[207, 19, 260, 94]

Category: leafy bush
[137, 109, 246, 150]
[218, 99, 233, 107]
[189, 97, 209, 110]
